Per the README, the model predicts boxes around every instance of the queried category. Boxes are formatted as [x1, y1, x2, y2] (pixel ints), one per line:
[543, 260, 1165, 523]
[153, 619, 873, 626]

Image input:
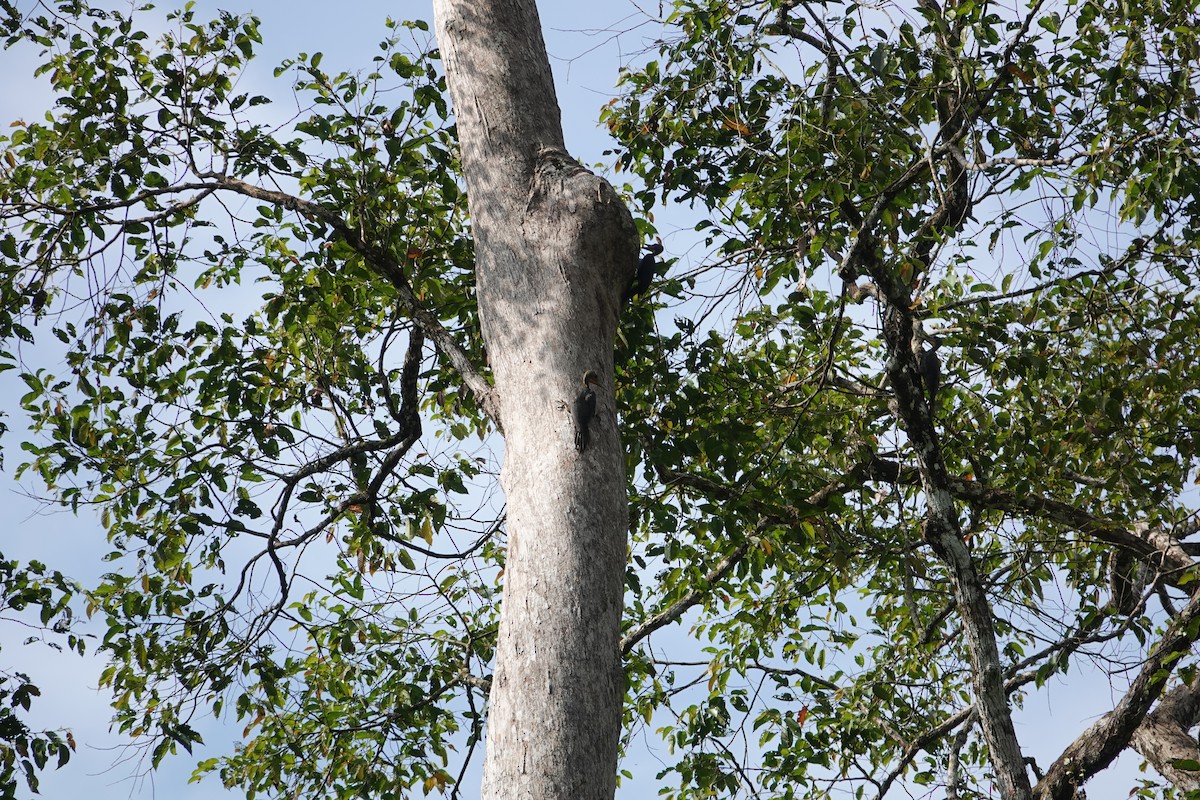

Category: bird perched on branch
[572, 370, 601, 452]
[622, 239, 665, 304]
[913, 323, 942, 409]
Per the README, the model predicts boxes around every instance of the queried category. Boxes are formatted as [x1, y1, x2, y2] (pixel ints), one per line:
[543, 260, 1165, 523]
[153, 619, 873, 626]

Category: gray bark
[884, 345, 1032, 800]
[1033, 591, 1200, 800]
[863, 277, 1032, 799]
[431, 2, 638, 798]
[1131, 678, 1200, 791]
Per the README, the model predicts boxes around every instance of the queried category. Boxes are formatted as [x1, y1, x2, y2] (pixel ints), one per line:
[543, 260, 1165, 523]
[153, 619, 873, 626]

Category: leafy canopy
[1, 0, 1200, 798]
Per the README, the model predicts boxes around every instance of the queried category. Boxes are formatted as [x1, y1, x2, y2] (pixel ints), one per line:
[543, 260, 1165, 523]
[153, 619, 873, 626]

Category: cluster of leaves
[0, 556, 80, 797]
[0, 3, 501, 798]
[606, 0, 1200, 796]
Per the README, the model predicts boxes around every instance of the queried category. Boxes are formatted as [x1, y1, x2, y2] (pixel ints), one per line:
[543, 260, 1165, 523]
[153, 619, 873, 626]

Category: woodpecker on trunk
[572, 370, 601, 452]
[913, 322, 942, 409]
[920, 347, 941, 405]
[622, 240, 665, 304]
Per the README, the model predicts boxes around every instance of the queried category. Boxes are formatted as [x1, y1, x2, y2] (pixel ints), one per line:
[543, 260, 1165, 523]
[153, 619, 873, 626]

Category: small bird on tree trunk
[912, 322, 942, 411]
[622, 239, 665, 304]
[920, 347, 941, 405]
[572, 370, 601, 452]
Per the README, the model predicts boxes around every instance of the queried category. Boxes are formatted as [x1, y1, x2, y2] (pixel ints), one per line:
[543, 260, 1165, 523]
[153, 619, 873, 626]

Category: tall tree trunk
[432, 2, 638, 798]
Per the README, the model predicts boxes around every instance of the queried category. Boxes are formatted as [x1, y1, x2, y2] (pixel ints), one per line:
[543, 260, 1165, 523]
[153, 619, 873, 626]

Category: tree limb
[1130, 676, 1200, 790]
[1035, 590, 1200, 800]
[620, 538, 752, 654]
[195, 171, 502, 429]
[864, 457, 1195, 587]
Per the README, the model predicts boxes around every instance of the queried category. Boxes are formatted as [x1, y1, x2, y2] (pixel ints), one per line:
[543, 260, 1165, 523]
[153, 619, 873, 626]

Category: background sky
[0, 1, 1162, 798]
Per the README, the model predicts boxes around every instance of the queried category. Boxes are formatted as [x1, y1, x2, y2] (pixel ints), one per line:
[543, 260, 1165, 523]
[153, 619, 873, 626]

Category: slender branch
[659, 452, 1194, 592]
[963, 155, 1080, 169]
[945, 714, 977, 800]
[18, 181, 216, 216]
[621, 463, 869, 654]
[864, 457, 1195, 586]
[620, 538, 752, 654]
[372, 514, 502, 561]
[747, 661, 839, 692]
[195, 171, 501, 429]
[655, 462, 861, 530]
[939, 226, 1162, 312]
[276, 428, 417, 487]
[1035, 590, 1200, 800]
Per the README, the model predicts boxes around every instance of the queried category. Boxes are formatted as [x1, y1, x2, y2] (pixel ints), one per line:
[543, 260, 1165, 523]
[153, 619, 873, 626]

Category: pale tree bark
[880, 322, 1032, 800]
[431, 2, 638, 799]
[1132, 678, 1200, 791]
[849, 255, 1033, 798]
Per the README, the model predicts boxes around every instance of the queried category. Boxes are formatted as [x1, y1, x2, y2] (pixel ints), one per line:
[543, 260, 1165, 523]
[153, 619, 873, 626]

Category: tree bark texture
[870, 288, 1032, 800]
[1034, 590, 1200, 800]
[1132, 678, 1200, 791]
[884, 344, 1032, 800]
[432, 2, 639, 798]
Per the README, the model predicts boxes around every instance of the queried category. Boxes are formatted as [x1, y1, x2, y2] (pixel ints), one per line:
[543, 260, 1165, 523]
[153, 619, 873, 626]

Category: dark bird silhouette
[572, 370, 601, 452]
[920, 347, 941, 405]
[622, 240, 665, 303]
